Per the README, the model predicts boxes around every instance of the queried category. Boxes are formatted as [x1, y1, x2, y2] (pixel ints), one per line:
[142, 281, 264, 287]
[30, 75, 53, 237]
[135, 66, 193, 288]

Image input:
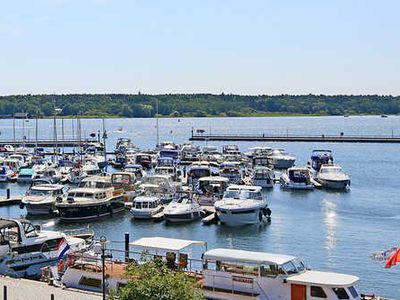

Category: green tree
[117, 257, 204, 300]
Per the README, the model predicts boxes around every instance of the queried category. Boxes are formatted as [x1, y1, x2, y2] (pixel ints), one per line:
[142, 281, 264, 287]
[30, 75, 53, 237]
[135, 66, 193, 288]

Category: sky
[0, 0, 399, 95]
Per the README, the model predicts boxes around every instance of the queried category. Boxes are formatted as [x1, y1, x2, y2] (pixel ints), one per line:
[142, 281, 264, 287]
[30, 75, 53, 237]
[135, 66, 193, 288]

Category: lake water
[0, 116, 399, 298]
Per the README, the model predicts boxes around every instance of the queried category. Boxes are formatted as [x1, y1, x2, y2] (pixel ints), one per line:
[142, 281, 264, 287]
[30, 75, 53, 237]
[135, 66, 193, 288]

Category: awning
[130, 237, 207, 252]
[286, 270, 359, 287]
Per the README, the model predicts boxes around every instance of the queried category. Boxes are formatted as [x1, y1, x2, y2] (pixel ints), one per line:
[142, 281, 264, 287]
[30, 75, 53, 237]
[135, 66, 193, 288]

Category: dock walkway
[0, 276, 101, 300]
[190, 133, 400, 143]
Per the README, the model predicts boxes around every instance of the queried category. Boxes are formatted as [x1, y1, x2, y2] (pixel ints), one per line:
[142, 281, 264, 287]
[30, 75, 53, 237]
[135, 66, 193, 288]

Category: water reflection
[321, 198, 338, 267]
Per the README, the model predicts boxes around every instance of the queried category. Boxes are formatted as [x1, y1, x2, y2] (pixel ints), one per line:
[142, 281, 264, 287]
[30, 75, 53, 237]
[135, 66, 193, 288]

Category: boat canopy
[130, 237, 207, 252]
[286, 270, 359, 287]
[203, 248, 295, 266]
[198, 176, 229, 183]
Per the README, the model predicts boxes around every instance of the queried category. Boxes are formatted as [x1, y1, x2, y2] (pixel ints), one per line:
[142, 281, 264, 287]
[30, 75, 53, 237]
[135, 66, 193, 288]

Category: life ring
[263, 207, 272, 216]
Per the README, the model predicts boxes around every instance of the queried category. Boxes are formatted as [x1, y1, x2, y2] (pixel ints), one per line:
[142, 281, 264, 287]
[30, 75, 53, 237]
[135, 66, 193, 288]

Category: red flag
[385, 248, 400, 268]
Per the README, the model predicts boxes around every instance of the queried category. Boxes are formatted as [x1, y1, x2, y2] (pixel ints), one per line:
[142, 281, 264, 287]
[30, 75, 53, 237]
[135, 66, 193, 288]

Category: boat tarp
[130, 237, 206, 252]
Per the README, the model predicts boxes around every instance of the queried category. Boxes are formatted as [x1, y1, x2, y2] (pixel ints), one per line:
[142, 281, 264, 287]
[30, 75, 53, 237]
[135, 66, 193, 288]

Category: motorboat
[130, 196, 163, 219]
[186, 164, 212, 187]
[164, 195, 202, 222]
[308, 149, 334, 177]
[58, 159, 75, 183]
[244, 146, 272, 158]
[251, 166, 274, 188]
[134, 153, 154, 169]
[214, 185, 270, 226]
[201, 146, 223, 163]
[180, 144, 200, 163]
[252, 155, 271, 168]
[158, 149, 180, 165]
[17, 167, 35, 183]
[219, 162, 243, 184]
[317, 164, 351, 190]
[203, 248, 364, 300]
[0, 165, 14, 182]
[123, 164, 146, 182]
[195, 176, 229, 206]
[33, 167, 61, 183]
[56, 176, 125, 221]
[21, 184, 65, 215]
[58, 251, 128, 293]
[111, 172, 136, 201]
[2, 158, 23, 173]
[280, 167, 314, 190]
[222, 144, 241, 156]
[268, 149, 296, 169]
[137, 175, 177, 204]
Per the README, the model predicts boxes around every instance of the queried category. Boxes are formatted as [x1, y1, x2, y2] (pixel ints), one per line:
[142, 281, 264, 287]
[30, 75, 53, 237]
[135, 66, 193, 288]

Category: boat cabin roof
[286, 270, 359, 287]
[203, 248, 295, 265]
[130, 237, 207, 252]
[226, 185, 262, 193]
[198, 176, 229, 183]
[68, 187, 112, 194]
[31, 184, 64, 191]
[134, 196, 159, 203]
[82, 175, 111, 183]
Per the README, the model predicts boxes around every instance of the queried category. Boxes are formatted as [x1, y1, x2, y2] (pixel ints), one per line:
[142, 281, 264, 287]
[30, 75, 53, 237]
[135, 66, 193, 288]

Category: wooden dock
[190, 133, 400, 143]
[0, 196, 22, 206]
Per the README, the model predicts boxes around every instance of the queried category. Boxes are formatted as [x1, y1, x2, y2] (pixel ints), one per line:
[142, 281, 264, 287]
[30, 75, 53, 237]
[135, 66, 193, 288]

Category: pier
[190, 132, 400, 143]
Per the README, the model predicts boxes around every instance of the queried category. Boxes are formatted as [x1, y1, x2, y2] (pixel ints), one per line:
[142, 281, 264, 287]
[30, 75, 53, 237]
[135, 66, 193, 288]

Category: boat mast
[35, 111, 38, 150]
[12, 116, 16, 151]
[156, 98, 159, 148]
[102, 118, 107, 172]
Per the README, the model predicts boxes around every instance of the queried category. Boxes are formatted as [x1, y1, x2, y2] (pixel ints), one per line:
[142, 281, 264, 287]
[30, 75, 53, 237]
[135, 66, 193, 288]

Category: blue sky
[0, 0, 399, 95]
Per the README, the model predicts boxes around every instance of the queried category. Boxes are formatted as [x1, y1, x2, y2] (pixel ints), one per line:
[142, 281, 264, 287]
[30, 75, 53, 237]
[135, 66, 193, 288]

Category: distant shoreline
[1, 94, 399, 118]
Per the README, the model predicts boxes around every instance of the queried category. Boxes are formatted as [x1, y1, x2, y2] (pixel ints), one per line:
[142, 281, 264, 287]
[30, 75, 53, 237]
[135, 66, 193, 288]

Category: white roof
[130, 237, 206, 252]
[31, 184, 64, 191]
[203, 248, 295, 265]
[286, 270, 359, 287]
[134, 196, 159, 202]
[198, 176, 229, 182]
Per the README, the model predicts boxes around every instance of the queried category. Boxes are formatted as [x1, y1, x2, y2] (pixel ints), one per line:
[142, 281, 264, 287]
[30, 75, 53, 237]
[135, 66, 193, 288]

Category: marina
[0, 115, 398, 299]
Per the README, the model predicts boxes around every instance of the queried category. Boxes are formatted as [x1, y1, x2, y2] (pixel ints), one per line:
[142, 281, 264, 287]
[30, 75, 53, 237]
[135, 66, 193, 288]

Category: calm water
[0, 116, 399, 298]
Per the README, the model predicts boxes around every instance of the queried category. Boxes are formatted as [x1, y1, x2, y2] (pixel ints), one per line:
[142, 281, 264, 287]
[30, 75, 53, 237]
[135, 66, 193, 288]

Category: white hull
[164, 211, 202, 222]
[24, 203, 55, 215]
[217, 208, 267, 226]
[130, 207, 163, 219]
[318, 179, 350, 190]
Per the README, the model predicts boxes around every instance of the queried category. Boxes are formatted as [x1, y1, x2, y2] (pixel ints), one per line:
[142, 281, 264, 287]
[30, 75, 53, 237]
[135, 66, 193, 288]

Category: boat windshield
[320, 167, 342, 174]
[280, 258, 306, 275]
[223, 190, 262, 200]
[190, 168, 210, 178]
[79, 181, 112, 188]
[29, 189, 52, 196]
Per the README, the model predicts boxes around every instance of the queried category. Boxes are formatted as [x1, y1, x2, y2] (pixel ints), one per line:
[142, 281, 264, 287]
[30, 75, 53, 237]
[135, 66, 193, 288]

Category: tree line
[0, 94, 399, 118]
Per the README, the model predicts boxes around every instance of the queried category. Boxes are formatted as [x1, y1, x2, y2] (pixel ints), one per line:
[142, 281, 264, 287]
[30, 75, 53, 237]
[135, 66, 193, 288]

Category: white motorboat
[251, 166, 274, 188]
[219, 162, 243, 184]
[317, 164, 351, 190]
[130, 196, 163, 219]
[21, 184, 65, 215]
[268, 149, 296, 169]
[164, 195, 202, 222]
[137, 175, 177, 204]
[0, 218, 87, 278]
[308, 149, 334, 178]
[195, 176, 229, 206]
[0, 165, 14, 182]
[280, 167, 314, 190]
[203, 248, 364, 300]
[215, 185, 270, 226]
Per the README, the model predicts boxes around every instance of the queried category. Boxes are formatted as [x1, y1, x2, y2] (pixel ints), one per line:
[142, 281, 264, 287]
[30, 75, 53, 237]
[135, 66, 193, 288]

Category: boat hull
[216, 207, 267, 226]
[318, 179, 350, 190]
[57, 197, 125, 222]
[130, 207, 163, 220]
[164, 211, 202, 222]
[24, 203, 56, 215]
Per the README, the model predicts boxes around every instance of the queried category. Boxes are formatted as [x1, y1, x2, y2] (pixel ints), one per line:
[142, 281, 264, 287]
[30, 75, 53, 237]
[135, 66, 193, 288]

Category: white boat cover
[130, 237, 206, 252]
[203, 248, 295, 265]
[286, 270, 359, 287]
